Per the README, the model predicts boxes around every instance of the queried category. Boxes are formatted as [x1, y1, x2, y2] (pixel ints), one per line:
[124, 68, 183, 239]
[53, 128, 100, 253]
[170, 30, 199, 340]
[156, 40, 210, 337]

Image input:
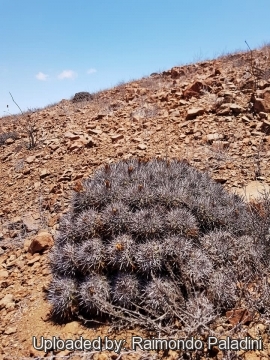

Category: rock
[132, 114, 142, 122]
[40, 168, 50, 178]
[212, 140, 229, 150]
[258, 112, 268, 119]
[217, 103, 231, 115]
[179, 99, 187, 105]
[28, 231, 54, 254]
[4, 327, 17, 335]
[226, 308, 253, 325]
[96, 354, 109, 360]
[230, 103, 243, 114]
[186, 107, 205, 120]
[5, 138, 14, 145]
[111, 134, 124, 143]
[0, 270, 8, 280]
[242, 115, 251, 123]
[213, 176, 227, 184]
[24, 238, 32, 252]
[22, 214, 40, 232]
[63, 321, 80, 334]
[137, 144, 147, 150]
[87, 129, 102, 135]
[170, 67, 185, 79]
[222, 91, 234, 102]
[233, 181, 270, 202]
[69, 141, 84, 151]
[64, 131, 81, 140]
[68, 136, 96, 150]
[0, 294, 15, 310]
[260, 119, 270, 135]
[27, 255, 41, 265]
[25, 155, 36, 164]
[86, 123, 99, 129]
[10, 216, 21, 225]
[183, 81, 206, 99]
[252, 88, 270, 113]
[251, 130, 264, 136]
[81, 135, 96, 147]
[205, 133, 224, 143]
[156, 91, 169, 101]
[23, 167, 31, 175]
[245, 353, 260, 360]
[94, 112, 108, 120]
[253, 97, 267, 112]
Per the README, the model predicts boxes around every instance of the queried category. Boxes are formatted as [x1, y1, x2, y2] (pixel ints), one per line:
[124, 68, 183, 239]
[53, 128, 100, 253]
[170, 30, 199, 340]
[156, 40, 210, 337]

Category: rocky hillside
[0, 45, 270, 359]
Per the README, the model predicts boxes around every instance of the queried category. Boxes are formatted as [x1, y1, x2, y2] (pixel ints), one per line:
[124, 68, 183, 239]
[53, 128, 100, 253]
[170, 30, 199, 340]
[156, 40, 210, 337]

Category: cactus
[47, 277, 78, 321]
[48, 157, 270, 332]
[106, 234, 135, 271]
[142, 277, 185, 319]
[79, 274, 110, 316]
[77, 237, 105, 274]
[111, 273, 140, 308]
[135, 240, 164, 275]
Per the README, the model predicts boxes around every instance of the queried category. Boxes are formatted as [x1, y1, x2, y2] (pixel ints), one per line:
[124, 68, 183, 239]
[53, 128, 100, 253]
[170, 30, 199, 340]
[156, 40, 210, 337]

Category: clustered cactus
[47, 157, 270, 333]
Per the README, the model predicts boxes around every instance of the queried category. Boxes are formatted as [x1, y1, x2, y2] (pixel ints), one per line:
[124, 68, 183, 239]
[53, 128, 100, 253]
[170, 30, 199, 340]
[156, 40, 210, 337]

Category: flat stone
[25, 155, 36, 164]
[230, 103, 243, 113]
[22, 214, 40, 232]
[5, 138, 14, 144]
[0, 270, 8, 279]
[63, 321, 80, 334]
[4, 327, 17, 335]
[64, 131, 81, 140]
[226, 308, 253, 325]
[232, 181, 270, 202]
[170, 67, 186, 79]
[183, 81, 205, 99]
[217, 103, 231, 115]
[40, 168, 50, 178]
[111, 134, 124, 143]
[260, 119, 270, 135]
[23, 238, 32, 252]
[137, 144, 147, 150]
[245, 353, 260, 360]
[0, 294, 14, 309]
[94, 112, 107, 120]
[206, 133, 224, 143]
[27, 255, 41, 265]
[87, 129, 102, 135]
[258, 112, 268, 119]
[132, 115, 142, 122]
[186, 107, 205, 120]
[252, 88, 270, 113]
[242, 115, 250, 123]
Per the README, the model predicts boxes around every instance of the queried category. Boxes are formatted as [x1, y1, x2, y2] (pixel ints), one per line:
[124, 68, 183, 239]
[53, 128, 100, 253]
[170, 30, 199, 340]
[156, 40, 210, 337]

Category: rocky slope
[0, 45, 270, 359]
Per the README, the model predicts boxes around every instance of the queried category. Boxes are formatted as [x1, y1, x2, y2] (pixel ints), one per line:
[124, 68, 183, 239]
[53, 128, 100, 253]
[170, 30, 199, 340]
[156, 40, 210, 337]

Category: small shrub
[0, 131, 18, 146]
[72, 92, 93, 103]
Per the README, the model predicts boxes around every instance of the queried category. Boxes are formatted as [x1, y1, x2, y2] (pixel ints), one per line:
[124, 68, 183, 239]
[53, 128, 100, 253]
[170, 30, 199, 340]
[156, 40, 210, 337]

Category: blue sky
[1, 0, 269, 116]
